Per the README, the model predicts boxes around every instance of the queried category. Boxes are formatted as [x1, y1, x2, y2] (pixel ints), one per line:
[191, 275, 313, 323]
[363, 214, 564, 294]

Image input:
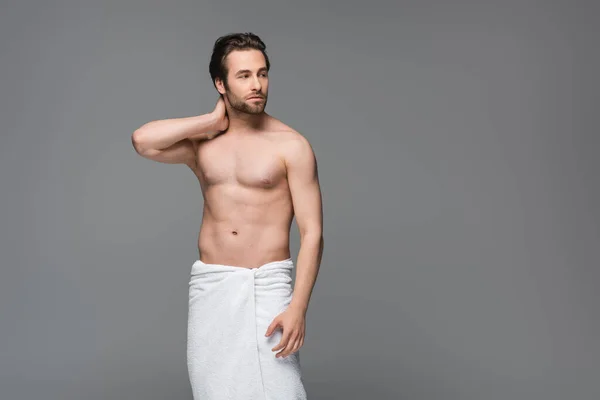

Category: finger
[265, 319, 281, 337]
[294, 336, 303, 352]
[286, 335, 303, 357]
[272, 330, 293, 352]
[277, 340, 296, 358]
[287, 338, 301, 356]
[272, 333, 290, 352]
[294, 335, 304, 352]
[277, 332, 298, 358]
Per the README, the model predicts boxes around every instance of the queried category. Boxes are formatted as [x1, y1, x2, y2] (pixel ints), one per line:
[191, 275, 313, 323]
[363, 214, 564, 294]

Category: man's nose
[251, 76, 262, 90]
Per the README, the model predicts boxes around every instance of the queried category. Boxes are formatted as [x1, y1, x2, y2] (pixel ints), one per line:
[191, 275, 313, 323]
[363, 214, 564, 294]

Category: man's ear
[215, 78, 226, 95]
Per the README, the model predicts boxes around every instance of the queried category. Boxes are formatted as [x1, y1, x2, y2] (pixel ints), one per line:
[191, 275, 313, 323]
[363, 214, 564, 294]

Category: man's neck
[227, 110, 269, 133]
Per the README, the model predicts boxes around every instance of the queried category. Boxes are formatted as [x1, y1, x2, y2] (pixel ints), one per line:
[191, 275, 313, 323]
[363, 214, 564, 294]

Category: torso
[188, 117, 297, 269]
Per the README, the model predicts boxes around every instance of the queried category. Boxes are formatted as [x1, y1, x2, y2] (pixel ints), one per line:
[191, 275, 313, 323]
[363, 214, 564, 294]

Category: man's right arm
[132, 98, 228, 167]
[131, 113, 220, 167]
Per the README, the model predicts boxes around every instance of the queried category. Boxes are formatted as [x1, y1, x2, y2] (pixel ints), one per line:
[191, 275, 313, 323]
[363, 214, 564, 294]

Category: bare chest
[194, 137, 287, 189]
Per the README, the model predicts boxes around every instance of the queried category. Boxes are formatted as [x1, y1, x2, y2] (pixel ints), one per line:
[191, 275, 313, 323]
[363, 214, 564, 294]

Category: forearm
[133, 113, 219, 152]
[290, 234, 323, 314]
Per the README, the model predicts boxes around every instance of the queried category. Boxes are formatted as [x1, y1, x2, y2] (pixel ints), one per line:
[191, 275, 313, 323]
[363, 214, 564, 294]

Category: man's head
[209, 32, 270, 115]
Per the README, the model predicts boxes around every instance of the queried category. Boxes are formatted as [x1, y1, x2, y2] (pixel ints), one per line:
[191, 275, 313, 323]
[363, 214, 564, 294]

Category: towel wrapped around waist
[187, 257, 307, 400]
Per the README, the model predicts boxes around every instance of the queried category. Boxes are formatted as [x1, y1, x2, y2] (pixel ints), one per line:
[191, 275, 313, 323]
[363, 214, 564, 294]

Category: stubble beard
[224, 87, 267, 115]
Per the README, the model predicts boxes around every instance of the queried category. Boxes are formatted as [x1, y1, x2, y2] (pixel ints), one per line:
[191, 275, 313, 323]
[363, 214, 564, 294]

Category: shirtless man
[131, 33, 323, 397]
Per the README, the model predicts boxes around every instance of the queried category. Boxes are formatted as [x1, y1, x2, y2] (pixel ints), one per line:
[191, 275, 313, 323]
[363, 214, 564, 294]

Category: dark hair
[209, 32, 270, 89]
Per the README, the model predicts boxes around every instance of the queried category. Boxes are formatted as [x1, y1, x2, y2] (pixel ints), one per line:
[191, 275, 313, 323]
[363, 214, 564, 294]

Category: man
[131, 32, 323, 399]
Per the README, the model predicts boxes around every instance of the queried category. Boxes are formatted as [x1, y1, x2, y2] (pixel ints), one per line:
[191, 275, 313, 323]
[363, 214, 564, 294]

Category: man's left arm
[266, 133, 323, 358]
[286, 134, 324, 314]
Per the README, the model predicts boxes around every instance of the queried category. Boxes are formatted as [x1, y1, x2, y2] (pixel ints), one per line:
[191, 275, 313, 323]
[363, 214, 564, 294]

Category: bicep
[285, 136, 323, 236]
[135, 138, 197, 168]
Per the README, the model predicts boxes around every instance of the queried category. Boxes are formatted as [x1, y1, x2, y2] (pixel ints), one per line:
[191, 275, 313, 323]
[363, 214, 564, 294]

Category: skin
[132, 49, 324, 359]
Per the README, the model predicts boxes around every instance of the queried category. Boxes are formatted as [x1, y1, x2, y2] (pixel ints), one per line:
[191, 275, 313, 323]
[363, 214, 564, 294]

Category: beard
[224, 86, 267, 115]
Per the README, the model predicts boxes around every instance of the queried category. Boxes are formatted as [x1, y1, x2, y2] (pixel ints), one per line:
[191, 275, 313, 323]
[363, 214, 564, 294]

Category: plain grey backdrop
[1, 0, 598, 399]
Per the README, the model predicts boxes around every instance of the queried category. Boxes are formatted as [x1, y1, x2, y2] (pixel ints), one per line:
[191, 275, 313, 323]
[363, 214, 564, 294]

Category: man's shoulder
[265, 118, 311, 147]
[269, 127, 313, 158]
[263, 118, 315, 168]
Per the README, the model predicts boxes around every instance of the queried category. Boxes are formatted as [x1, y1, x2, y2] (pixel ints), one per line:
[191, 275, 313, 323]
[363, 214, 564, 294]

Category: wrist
[289, 301, 308, 314]
[207, 112, 219, 128]
[211, 113, 228, 132]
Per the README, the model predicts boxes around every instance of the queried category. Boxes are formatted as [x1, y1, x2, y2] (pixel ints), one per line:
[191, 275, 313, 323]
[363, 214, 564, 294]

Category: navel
[231, 230, 238, 236]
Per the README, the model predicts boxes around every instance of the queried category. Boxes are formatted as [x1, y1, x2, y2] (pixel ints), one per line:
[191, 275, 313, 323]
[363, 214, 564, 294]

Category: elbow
[301, 231, 323, 245]
[131, 128, 149, 154]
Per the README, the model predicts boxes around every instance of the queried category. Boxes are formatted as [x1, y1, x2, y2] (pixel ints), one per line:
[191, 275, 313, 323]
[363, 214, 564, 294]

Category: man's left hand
[265, 305, 306, 358]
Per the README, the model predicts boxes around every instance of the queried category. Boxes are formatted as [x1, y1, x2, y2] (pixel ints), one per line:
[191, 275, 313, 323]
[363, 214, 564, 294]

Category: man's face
[219, 49, 269, 115]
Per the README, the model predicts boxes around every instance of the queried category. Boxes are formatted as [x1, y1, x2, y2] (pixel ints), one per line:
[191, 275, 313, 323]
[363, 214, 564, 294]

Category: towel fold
[187, 257, 307, 399]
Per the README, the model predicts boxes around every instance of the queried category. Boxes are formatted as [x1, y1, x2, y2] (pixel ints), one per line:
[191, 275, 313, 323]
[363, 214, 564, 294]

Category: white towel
[187, 257, 308, 400]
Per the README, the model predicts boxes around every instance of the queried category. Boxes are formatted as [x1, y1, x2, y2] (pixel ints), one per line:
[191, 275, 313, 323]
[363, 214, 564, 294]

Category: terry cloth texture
[187, 257, 307, 399]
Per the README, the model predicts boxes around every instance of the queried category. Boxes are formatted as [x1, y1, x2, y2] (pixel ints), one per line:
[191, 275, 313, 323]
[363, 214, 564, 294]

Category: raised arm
[131, 97, 228, 166]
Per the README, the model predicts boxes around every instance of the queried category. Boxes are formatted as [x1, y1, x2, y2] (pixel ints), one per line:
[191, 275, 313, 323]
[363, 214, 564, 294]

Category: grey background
[1, 0, 598, 399]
